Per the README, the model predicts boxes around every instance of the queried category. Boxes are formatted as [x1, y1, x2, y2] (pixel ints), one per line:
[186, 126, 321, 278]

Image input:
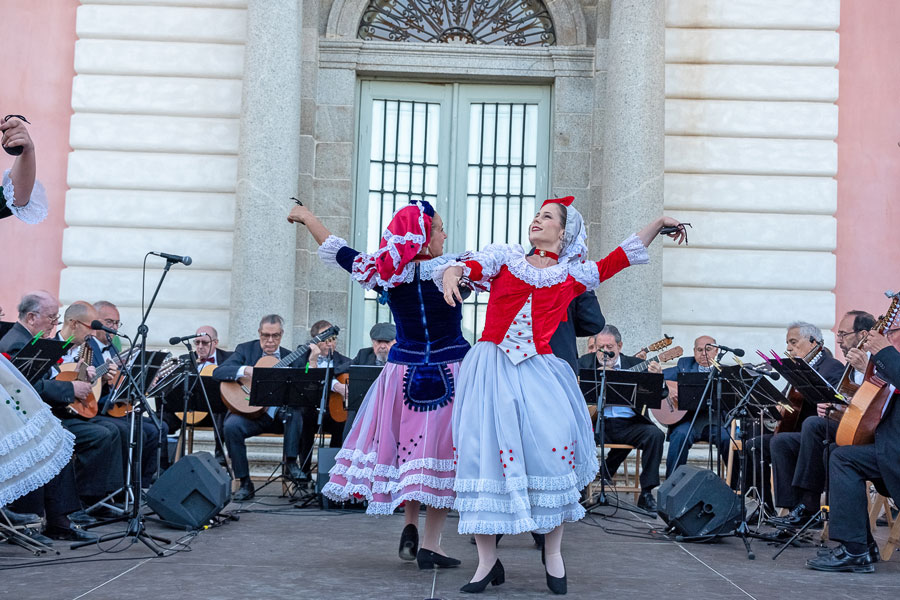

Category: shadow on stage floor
[2, 490, 898, 600]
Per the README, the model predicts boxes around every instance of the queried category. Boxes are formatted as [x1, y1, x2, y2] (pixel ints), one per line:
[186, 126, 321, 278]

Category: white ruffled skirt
[452, 342, 598, 534]
[0, 355, 75, 506]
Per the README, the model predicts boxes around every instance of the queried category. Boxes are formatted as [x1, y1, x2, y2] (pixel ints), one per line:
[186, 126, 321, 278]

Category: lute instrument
[220, 325, 341, 419]
[836, 291, 900, 446]
[636, 335, 673, 357]
[54, 342, 99, 419]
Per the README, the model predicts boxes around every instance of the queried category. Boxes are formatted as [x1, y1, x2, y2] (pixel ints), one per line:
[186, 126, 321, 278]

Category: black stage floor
[2, 491, 899, 600]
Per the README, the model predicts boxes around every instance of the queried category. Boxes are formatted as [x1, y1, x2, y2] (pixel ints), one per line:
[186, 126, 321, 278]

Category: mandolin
[55, 342, 99, 419]
[836, 291, 900, 446]
[220, 325, 341, 419]
[636, 335, 673, 356]
[625, 346, 683, 373]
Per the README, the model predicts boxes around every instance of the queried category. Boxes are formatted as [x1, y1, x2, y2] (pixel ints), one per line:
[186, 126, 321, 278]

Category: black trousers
[9, 460, 81, 524]
[600, 416, 664, 491]
[770, 416, 837, 509]
[58, 416, 123, 497]
[224, 408, 303, 480]
[94, 413, 168, 486]
[828, 443, 879, 547]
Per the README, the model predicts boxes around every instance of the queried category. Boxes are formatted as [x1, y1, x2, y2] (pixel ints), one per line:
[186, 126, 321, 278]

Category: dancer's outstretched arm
[288, 204, 332, 244]
[636, 216, 687, 248]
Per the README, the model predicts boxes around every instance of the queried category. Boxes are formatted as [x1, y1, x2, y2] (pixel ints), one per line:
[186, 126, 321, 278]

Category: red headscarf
[374, 201, 434, 283]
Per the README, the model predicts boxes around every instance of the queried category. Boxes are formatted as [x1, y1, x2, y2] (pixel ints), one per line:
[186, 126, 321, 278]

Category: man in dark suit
[587, 325, 665, 511]
[213, 314, 306, 501]
[352, 322, 396, 366]
[807, 321, 900, 572]
[160, 325, 233, 464]
[662, 335, 730, 478]
[745, 321, 845, 514]
[297, 320, 351, 471]
[552, 290, 605, 373]
[0, 293, 106, 542]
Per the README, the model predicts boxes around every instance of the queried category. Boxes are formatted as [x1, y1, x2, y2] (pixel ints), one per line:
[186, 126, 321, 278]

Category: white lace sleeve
[621, 234, 649, 265]
[432, 244, 513, 292]
[3, 169, 47, 225]
[317, 234, 348, 267]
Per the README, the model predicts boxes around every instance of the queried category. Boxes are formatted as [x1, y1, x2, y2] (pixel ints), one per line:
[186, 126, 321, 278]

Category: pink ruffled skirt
[321, 362, 458, 514]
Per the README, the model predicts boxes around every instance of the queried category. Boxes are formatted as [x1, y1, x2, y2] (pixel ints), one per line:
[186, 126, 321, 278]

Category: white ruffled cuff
[621, 234, 649, 265]
[317, 234, 349, 267]
[3, 169, 47, 225]
[431, 260, 468, 293]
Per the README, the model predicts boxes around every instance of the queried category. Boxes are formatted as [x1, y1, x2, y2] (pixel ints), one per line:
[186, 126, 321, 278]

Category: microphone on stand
[706, 343, 745, 357]
[91, 319, 127, 338]
[168, 333, 209, 345]
[150, 251, 192, 266]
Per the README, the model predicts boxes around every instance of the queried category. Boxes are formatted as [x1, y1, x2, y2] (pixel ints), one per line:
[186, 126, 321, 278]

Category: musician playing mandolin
[662, 335, 730, 479]
[807, 318, 900, 573]
[769, 311, 875, 530]
[213, 314, 307, 501]
[588, 325, 665, 512]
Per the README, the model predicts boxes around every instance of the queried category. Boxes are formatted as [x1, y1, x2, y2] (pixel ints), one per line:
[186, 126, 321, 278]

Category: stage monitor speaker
[146, 451, 231, 529]
[316, 447, 340, 496]
[657, 465, 741, 538]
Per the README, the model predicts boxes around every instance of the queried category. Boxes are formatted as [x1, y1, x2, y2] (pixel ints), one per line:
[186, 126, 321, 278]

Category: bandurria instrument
[55, 342, 99, 418]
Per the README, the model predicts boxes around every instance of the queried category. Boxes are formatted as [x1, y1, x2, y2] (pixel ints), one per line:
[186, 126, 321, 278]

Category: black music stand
[347, 365, 383, 413]
[249, 367, 324, 498]
[581, 369, 663, 511]
[10, 339, 66, 384]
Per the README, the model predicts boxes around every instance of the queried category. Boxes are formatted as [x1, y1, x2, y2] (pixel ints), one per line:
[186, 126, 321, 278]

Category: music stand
[768, 358, 843, 408]
[249, 367, 325, 498]
[581, 369, 663, 511]
[347, 365, 383, 413]
[10, 339, 66, 384]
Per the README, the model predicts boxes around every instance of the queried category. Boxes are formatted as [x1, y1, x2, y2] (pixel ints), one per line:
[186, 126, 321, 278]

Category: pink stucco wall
[0, 1, 78, 315]
[835, 1, 900, 324]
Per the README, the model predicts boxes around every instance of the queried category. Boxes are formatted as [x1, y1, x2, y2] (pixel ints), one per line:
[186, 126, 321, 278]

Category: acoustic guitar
[220, 325, 341, 419]
[636, 335, 673, 356]
[174, 363, 217, 425]
[836, 291, 900, 446]
[55, 342, 99, 419]
[329, 372, 350, 423]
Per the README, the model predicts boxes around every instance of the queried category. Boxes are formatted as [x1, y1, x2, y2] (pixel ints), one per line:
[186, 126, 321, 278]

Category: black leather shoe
[14, 527, 53, 547]
[286, 463, 307, 482]
[817, 543, 880, 564]
[546, 559, 567, 595]
[68, 510, 97, 526]
[807, 544, 874, 573]
[769, 503, 814, 528]
[460, 560, 504, 593]
[416, 548, 461, 570]
[638, 490, 657, 512]
[45, 523, 99, 543]
[233, 481, 255, 502]
[399, 523, 418, 561]
[1, 508, 41, 526]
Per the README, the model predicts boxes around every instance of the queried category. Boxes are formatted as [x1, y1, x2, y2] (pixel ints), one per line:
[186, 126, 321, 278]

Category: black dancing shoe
[460, 560, 504, 593]
[416, 548, 461, 570]
[637, 490, 657, 513]
[531, 531, 545, 550]
[546, 559, 567, 595]
[806, 544, 874, 573]
[399, 523, 418, 561]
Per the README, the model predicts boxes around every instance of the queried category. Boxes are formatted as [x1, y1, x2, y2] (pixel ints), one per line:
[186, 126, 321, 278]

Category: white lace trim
[453, 488, 580, 513]
[2, 169, 48, 225]
[620, 233, 649, 265]
[329, 463, 456, 491]
[316, 234, 347, 268]
[457, 506, 586, 535]
[321, 483, 456, 514]
[0, 422, 71, 481]
[0, 405, 58, 456]
[0, 430, 74, 507]
[454, 460, 597, 494]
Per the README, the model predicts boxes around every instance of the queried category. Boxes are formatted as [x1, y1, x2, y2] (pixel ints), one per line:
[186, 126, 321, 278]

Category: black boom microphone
[706, 343, 745, 357]
[168, 333, 208, 345]
[150, 251, 192, 266]
[91, 319, 119, 336]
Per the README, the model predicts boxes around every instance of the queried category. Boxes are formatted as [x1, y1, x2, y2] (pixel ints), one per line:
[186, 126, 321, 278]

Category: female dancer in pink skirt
[289, 200, 469, 569]
[438, 197, 686, 594]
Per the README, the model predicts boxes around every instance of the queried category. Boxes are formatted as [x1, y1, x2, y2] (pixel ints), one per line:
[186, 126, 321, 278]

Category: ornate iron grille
[358, 0, 556, 46]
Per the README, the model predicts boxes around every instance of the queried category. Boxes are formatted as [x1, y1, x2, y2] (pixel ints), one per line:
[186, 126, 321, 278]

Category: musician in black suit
[769, 314, 875, 528]
[297, 320, 351, 473]
[661, 335, 731, 478]
[0, 293, 109, 541]
[745, 321, 845, 515]
[213, 314, 306, 501]
[587, 325, 664, 511]
[160, 325, 233, 464]
[807, 322, 900, 572]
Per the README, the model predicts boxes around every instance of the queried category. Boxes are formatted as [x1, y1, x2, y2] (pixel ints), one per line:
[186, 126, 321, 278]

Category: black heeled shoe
[399, 524, 418, 561]
[460, 560, 505, 594]
[545, 554, 567, 595]
[416, 548, 461, 570]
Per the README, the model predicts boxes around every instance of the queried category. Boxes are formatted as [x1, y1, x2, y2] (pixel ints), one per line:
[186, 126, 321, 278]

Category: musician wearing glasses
[587, 325, 665, 512]
[213, 314, 306, 502]
[161, 326, 232, 464]
[0, 293, 114, 541]
[807, 320, 900, 573]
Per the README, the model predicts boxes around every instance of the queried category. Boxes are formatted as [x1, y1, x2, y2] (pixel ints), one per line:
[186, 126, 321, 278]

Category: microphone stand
[179, 341, 233, 479]
[593, 354, 611, 506]
[295, 349, 335, 508]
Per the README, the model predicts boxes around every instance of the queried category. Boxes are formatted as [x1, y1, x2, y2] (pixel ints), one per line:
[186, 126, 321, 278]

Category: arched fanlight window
[358, 0, 556, 46]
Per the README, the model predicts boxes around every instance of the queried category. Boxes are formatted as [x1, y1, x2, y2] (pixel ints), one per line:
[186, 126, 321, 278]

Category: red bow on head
[541, 196, 574, 208]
